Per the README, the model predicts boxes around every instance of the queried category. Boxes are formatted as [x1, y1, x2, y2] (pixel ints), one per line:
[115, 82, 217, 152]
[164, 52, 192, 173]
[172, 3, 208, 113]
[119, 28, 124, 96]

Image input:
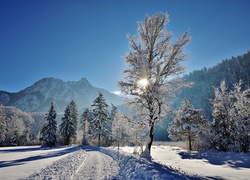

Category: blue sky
[1, 0, 250, 93]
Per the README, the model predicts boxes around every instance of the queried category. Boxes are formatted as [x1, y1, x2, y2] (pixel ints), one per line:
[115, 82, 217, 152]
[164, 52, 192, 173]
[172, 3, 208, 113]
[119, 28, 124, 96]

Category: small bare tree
[118, 13, 190, 156]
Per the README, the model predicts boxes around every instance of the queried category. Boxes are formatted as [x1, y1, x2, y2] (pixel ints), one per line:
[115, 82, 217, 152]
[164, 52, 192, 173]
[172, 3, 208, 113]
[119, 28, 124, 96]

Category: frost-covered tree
[6, 114, 27, 146]
[19, 124, 32, 146]
[89, 92, 110, 146]
[80, 108, 92, 145]
[168, 99, 205, 151]
[211, 80, 250, 152]
[59, 104, 76, 145]
[118, 13, 190, 155]
[129, 120, 148, 153]
[40, 102, 57, 147]
[211, 81, 235, 151]
[0, 107, 7, 146]
[111, 104, 130, 151]
[69, 100, 78, 143]
[229, 80, 250, 152]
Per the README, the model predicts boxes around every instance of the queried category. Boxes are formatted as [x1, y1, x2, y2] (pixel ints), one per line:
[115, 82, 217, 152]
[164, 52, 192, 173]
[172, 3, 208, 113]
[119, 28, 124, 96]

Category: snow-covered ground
[0, 145, 250, 180]
[0, 146, 80, 180]
[119, 146, 250, 180]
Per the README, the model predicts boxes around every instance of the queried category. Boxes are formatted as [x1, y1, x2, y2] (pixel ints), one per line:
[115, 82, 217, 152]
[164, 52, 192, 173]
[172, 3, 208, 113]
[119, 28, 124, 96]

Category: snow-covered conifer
[0, 107, 7, 146]
[118, 13, 190, 155]
[168, 99, 205, 151]
[69, 100, 78, 143]
[89, 92, 110, 146]
[59, 104, 76, 145]
[40, 102, 57, 147]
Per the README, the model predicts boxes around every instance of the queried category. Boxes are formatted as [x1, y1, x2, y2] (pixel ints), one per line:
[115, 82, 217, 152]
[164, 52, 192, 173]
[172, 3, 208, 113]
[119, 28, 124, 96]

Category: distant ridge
[0, 77, 124, 112]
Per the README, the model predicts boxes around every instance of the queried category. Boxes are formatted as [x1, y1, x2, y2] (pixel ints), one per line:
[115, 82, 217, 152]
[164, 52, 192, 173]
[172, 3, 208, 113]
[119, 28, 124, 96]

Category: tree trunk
[66, 136, 70, 145]
[147, 124, 155, 154]
[188, 133, 192, 151]
[98, 133, 101, 146]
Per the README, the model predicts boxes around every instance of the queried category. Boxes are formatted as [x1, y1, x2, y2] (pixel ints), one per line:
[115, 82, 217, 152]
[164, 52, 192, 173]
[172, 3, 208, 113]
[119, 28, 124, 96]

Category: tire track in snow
[70, 153, 87, 179]
[73, 150, 119, 180]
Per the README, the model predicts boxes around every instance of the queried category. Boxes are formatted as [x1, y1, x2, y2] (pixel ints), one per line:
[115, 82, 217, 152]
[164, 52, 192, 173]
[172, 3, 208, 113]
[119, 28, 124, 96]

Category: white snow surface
[0, 145, 250, 180]
[119, 146, 250, 180]
[0, 146, 80, 180]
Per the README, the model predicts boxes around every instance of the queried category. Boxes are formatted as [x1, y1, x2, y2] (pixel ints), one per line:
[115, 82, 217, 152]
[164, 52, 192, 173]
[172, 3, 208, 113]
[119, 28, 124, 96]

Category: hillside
[0, 77, 124, 113]
[174, 50, 250, 119]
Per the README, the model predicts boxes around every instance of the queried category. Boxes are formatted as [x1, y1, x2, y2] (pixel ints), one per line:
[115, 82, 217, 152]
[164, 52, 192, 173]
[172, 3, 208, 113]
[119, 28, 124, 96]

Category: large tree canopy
[119, 13, 190, 156]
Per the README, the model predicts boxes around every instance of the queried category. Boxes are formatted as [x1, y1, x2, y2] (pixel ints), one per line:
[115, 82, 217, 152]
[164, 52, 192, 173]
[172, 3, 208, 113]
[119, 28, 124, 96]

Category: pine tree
[168, 99, 205, 151]
[0, 107, 7, 146]
[69, 100, 78, 143]
[80, 108, 92, 145]
[59, 104, 76, 145]
[40, 102, 57, 147]
[89, 92, 110, 146]
[118, 13, 190, 156]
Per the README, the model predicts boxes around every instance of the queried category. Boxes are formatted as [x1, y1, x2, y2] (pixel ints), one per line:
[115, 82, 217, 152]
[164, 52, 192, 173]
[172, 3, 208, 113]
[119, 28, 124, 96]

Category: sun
[138, 78, 149, 88]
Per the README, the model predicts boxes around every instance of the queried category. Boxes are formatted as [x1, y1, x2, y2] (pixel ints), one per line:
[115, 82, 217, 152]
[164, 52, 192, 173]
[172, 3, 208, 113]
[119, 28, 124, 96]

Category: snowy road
[73, 148, 119, 180]
[0, 146, 80, 180]
[23, 146, 119, 180]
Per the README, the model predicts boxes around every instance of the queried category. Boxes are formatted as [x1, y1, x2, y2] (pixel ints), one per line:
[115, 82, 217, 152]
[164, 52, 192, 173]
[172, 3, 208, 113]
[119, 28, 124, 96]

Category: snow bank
[101, 147, 199, 179]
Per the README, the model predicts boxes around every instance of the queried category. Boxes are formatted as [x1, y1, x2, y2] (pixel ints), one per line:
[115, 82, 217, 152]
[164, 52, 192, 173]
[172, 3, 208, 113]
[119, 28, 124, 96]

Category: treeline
[168, 80, 250, 152]
[0, 106, 38, 146]
[174, 50, 250, 119]
[0, 92, 145, 148]
[39, 92, 146, 148]
[166, 51, 250, 152]
[154, 51, 250, 142]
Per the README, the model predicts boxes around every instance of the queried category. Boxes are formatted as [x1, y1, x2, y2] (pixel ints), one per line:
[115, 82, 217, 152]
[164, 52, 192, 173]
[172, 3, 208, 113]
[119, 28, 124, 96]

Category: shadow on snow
[178, 151, 250, 169]
[0, 146, 80, 168]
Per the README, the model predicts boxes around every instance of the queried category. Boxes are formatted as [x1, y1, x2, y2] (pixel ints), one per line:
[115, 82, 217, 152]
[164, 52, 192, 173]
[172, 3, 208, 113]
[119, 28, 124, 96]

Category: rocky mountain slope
[0, 77, 124, 112]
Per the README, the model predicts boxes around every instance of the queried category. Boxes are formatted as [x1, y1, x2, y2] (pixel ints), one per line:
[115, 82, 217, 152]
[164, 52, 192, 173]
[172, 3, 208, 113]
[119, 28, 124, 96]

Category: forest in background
[155, 50, 250, 141]
[175, 50, 250, 119]
[1, 51, 250, 144]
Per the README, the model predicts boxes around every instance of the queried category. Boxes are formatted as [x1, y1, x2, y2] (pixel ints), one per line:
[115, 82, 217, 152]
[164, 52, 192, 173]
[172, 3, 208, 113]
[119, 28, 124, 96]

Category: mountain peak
[33, 77, 64, 86]
[0, 77, 123, 112]
[67, 77, 92, 88]
[77, 78, 92, 87]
